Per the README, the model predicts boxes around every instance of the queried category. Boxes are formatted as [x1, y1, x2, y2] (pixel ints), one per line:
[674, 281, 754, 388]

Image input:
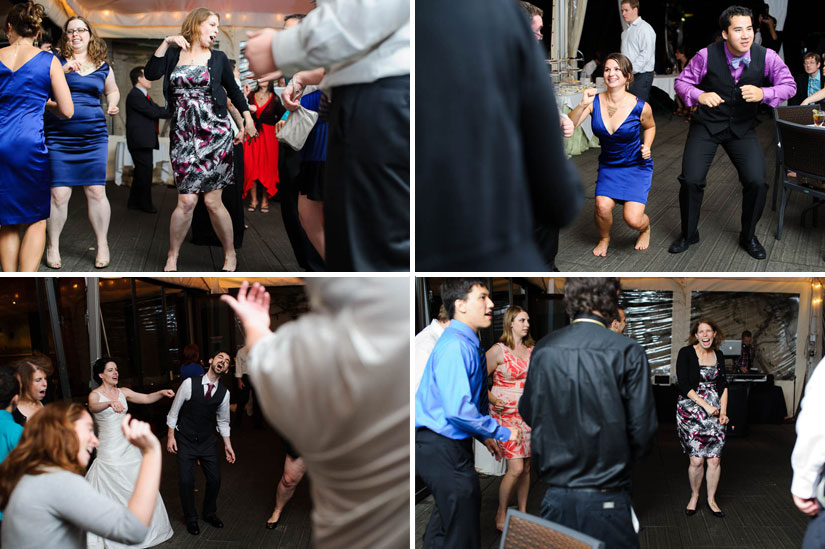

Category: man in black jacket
[125, 66, 169, 213]
[519, 277, 657, 548]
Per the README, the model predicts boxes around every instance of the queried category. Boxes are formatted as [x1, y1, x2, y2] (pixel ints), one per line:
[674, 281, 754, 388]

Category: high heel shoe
[684, 507, 697, 516]
[707, 502, 725, 518]
[265, 520, 278, 530]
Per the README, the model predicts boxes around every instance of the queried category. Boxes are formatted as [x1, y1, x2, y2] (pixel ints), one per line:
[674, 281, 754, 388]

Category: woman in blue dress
[568, 53, 656, 257]
[44, 16, 120, 269]
[0, 1, 73, 272]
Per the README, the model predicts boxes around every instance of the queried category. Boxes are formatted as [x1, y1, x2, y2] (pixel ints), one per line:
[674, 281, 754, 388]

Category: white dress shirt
[791, 357, 825, 499]
[248, 278, 408, 549]
[414, 319, 445, 391]
[166, 375, 231, 438]
[621, 16, 656, 74]
[271, 0, 410, 91]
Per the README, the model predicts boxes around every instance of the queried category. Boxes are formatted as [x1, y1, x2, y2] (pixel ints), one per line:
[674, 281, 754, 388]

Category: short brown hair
[688, 319, 724, 350]
[804, 52, 822, 65]
[519, 1, 544, 18]
[499, 306, 535, 349]
[0, 402, 89, 510]
[621, 0, 640, 10]
[604, 52, 634, 90]
[181, 8, 219, 49]
[5, 1, 44, 38]
[58, 16, 109, 67]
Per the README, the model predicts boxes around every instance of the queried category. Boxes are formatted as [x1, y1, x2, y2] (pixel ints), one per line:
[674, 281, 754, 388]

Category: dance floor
[37, 184, 301, 272]
[155, 420, 313, 548]
[415, 423, 809, 548]
[556, 112, 825, 271]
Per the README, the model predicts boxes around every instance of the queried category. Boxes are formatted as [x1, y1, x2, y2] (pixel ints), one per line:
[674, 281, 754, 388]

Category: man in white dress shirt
[221, 278, 408, 549]
[414, 305, 450, 391]
[166, 351, 235, 536]
[621, 0, 657, 102]
[242, 1, 410, 271]
[791, 357, 825, 548]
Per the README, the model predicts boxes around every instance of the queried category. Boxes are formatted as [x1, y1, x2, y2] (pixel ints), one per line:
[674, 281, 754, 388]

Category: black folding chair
[772, 105, 820, 211]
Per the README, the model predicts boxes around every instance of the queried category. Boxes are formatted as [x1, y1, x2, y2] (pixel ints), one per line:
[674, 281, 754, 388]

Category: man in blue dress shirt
[415, 278, 521, 548]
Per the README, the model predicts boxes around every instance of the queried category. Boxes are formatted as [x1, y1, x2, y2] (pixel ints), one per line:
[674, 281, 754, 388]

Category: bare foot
[634, 227, 651, 250]
[592, 238, 610, 257]
[45, 246, 62, 269]
[222, 252, 237, 272]
[164, 253, 178, 272]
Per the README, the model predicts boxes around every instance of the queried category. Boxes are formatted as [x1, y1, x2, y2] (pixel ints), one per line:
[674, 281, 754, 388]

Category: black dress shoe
[707, 503, 725, 518]
[739, 234, 766, 259]
[668, 232, 700, 254]
[186, 522, 200, 535]
[266, 520, 278, 529]
[684, 507, 697, 516]
[204, 515, 224, 528]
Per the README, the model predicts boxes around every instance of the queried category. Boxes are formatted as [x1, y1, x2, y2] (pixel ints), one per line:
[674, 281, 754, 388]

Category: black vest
[177, 375, 227, 443]
[692, 40, 768, 137]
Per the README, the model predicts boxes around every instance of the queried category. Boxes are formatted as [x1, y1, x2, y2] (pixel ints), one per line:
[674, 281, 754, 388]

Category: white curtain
[567, 0, 588, 58]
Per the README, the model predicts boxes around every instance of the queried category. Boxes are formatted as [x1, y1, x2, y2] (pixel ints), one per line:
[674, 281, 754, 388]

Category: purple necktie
[205, 383, 214, 402]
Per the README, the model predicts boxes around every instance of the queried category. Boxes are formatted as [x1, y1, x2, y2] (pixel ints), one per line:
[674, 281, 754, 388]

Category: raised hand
[581, 87, 597, 106]
[220, 281, 272, 347]
[244, 29, 278, 75]
[165, 35, 190, 51]
[122, 414, 161, 453]
[63, 60, 82, 74]
[698, 92, 725, 108]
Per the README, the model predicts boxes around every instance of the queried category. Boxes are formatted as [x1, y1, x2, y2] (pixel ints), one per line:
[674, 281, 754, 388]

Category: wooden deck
[556, 113, 825, 272]
[37, 184, 302, 272]
[415, 424, 809, 548]
[155, 421, 314, 548]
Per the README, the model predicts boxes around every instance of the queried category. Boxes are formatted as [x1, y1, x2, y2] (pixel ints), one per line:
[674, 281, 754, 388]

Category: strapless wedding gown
[86, 389, 173, 548]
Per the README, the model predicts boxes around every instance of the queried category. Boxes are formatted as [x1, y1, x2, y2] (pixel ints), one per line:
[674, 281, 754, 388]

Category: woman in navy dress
[44, 16, 120, 270]
[568, 53, 656, 257]
[0, 1, 73, 272]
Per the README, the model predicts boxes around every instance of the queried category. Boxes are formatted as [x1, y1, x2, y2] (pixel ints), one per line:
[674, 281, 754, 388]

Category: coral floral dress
[489, 342, 532, 459]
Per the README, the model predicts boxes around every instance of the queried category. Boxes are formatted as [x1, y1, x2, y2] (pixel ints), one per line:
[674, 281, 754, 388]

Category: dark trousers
[127, 147, 154, 210]
[176, 435, 221, 523]
[803, 501, 825, 549]
[277, 144, 325, 271]
[629, 71, 654, 103]
[534, 223, 560, 271]
[234, 373, 263, 428]
[678, 123, 767, 240]
[326, 75, 409, 271]
[541, 486, 639, 549]
[415, 428, 480, 549]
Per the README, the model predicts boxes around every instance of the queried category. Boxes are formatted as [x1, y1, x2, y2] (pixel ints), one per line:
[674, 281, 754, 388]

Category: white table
[652, 74, 678, 101]
[110, 135, 173, 187]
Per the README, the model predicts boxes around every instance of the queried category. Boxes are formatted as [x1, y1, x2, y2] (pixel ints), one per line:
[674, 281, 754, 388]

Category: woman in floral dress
[486, 305, 534, 532]
[676, 319, 729, 518]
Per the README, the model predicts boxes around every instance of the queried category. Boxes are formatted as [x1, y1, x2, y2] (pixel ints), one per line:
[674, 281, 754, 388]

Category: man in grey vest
[670, 5, 795, 259]
[166, 351, 236, 536]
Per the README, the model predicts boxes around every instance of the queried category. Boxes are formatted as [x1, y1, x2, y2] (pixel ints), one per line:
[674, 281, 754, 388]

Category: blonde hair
[58, 16, 109, 67]
[181, 8, 219, 49]
[498, 306, 535, 349]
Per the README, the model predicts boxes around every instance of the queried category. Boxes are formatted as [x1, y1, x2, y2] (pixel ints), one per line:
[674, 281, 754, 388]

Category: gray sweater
[1, 469, 148, 549]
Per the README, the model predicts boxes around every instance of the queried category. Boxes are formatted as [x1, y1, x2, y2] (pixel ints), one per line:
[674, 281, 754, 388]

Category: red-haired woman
[145, 7, 257, 272]
[485, 305, 534, 531]
[0, 402, 162, 548]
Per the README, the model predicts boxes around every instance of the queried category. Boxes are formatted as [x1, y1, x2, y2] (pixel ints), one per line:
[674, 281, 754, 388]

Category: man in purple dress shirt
[668, 5, 795, 259]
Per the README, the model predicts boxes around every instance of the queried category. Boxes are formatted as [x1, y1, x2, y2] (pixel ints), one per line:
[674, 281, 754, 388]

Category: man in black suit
[789, 52, 823, 106]
[126, 66, 168, 213]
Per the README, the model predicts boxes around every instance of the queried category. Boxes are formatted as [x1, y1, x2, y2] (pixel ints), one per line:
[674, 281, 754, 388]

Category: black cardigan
[144, 46, 248, 119]
[676, 346, 727, 398]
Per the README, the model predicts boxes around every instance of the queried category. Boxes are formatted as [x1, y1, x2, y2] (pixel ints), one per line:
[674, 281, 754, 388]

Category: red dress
[242, 92, 284, 198]
[489, 342, 532, 459]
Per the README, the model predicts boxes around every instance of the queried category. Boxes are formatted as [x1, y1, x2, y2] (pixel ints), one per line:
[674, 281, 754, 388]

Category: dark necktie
[147, 93, 159, 134]
[205, 383, 214, 402]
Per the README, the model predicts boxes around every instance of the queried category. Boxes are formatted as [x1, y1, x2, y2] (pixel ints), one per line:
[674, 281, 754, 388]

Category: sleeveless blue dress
[0, 51, 53, 224]
[44, 58, 109, 187]
[591, 94, 653, 204]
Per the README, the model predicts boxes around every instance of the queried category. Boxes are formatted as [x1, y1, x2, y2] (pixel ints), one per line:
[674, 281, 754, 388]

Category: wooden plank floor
[37, 184, 301, 272]
[415, 424, 809, 548]
[556, 113, 825, 272]
[155, 421, 313, 548]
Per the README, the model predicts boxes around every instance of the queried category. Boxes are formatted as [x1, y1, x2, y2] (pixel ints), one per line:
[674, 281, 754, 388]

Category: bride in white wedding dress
[86, 357, 175, 548]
